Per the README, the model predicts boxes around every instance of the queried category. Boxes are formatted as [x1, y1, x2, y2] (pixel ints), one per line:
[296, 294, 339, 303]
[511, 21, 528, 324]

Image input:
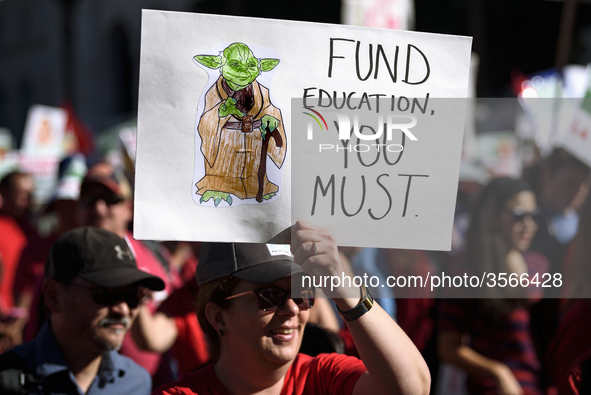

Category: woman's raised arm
[291, 220, 430, 395]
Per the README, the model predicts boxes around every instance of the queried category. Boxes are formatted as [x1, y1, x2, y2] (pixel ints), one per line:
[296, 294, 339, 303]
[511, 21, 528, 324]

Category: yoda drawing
[193, 43, 286, 207]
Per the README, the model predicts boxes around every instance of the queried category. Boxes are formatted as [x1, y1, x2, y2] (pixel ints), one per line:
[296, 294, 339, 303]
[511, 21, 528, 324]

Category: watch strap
[337, 284, 374, 322]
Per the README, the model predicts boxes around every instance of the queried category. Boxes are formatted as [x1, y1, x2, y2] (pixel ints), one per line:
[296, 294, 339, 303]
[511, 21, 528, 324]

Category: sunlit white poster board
[135, 10, 471, 249]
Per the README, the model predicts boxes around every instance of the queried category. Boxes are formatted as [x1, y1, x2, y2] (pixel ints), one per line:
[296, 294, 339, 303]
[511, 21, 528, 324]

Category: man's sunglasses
[224, 286, 315, 312]
[69, 283, 148, 308]
[80, 194, 124, 207]
[504, 206, 539, 223]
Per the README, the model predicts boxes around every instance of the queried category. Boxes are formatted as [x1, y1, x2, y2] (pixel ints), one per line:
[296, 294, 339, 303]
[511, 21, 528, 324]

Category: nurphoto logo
[303, 106, 418, 154]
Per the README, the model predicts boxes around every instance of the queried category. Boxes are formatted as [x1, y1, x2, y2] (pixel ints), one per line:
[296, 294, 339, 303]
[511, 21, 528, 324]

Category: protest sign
[21, 105, 67, 156]
[518, 72, 562, 156]
[0, 128, 13, 155]
[539, 65, 591, 156]
[0, 128, 18, 179]
[562, 90, 591, 168]
[20, 105, 68, 204]
[475, 132, 521, 178]
[342, 0, 414, 30]
[135, 10, 471, 248]
[97, 119, 137, 174]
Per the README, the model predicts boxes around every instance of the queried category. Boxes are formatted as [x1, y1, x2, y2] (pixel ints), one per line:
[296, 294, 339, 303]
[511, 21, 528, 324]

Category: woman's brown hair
[195, 275, 241, 361]
[465, 177, 534, 321]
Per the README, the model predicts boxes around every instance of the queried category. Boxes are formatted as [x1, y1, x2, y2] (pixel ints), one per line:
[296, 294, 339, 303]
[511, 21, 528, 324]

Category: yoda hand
[218, 98, 245, 118]
[260, 115, 279, 140]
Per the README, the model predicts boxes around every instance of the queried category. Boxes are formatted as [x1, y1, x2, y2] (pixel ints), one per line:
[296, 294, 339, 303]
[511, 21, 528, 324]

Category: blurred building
[0, 0, 341, 145]
[3, 0, 591, 147]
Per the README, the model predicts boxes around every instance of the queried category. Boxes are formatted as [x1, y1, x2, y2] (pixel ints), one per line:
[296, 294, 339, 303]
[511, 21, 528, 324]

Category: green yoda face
[194, 43, 280, 91]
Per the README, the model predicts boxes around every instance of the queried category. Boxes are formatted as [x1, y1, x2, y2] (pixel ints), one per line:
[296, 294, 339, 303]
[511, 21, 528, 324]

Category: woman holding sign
[438, 178, 548, 395]
[153, 220, 430, 395]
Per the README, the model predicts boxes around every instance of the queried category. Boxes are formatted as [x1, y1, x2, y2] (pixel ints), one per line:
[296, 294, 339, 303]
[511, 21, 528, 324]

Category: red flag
[60, 101, 94, 155]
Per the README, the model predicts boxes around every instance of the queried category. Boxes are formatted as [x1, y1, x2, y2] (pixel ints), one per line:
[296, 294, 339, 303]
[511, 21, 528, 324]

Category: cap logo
[114, 245, 133, 261]
[266, 244, 293, 257]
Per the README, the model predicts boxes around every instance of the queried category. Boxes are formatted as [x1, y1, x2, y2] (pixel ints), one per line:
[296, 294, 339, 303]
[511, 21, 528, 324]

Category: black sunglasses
[224, 286, 315, 312]
[80, 194, 124, 207]
[504, 206, 539, 223]
[69, 283, 148, 308]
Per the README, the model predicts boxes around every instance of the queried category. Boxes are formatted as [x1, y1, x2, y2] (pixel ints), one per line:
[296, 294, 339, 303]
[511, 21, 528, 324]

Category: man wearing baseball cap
[0, 227, 164, 395]
[77, 162, 175, 379]
[77, 162, 133, 237]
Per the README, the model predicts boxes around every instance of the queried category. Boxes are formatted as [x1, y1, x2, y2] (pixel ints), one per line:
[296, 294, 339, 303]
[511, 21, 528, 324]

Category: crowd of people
[0, 144, 588, 395]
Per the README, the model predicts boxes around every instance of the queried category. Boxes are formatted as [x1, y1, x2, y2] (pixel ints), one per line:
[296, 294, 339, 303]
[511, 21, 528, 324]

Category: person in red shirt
[0, 171, 35, 351]
[153, 221, 430, 395]
[545, 192, 591, 394]
[0, 171, 35, 311]
[13, 155, 87, 344]
[132, 253, 211, 375]
[132, 242, 341, 376]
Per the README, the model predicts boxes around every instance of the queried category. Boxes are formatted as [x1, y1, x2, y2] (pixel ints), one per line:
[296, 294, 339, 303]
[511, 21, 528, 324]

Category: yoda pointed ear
[194, 55, 223, 69]
[260, 58, 280, 72]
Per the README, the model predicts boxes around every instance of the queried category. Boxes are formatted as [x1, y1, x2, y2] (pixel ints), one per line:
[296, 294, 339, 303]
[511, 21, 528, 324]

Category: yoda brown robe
[196, 76, 286, 200]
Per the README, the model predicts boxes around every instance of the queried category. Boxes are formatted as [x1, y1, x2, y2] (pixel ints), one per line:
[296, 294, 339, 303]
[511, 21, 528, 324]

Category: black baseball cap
[196, 243, 303, 286]
[47, 227, 165, 290]
[81, 162, 132, 200]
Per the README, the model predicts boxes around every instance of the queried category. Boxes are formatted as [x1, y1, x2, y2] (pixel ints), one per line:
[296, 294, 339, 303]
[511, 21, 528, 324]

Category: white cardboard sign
[563, 104, 591, 168]
[562, 72, 591, 168]
[134, 10, 472, 249]
[20, 105, 68, 204]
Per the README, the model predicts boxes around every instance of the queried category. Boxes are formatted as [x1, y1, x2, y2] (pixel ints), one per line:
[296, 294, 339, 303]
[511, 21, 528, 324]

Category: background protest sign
[0, 128, 18, 180]
[135, 10, 471, 247]
[561, 87, 591, 168]
[20, 105, 68, 204]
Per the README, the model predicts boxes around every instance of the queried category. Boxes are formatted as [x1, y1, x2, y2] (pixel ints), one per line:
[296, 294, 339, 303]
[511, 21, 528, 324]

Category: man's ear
[260, 58, 280, 72]
[43, 278, 66, 315]
[205, 302, 225, 333]
[194, 55, 223, 70]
